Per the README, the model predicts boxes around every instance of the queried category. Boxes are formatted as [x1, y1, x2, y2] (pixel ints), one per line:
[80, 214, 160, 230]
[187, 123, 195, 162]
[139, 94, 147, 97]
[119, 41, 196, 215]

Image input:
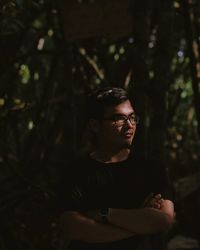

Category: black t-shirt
[58, 154, 174, 250]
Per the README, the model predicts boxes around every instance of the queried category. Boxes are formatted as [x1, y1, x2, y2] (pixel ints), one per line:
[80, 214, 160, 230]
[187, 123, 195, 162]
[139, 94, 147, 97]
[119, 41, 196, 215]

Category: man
[58, 87, 175, 250]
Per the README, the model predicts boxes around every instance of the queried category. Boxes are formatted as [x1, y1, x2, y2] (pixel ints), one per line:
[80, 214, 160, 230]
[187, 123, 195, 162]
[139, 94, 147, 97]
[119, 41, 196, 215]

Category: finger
[154, 202, 161, 208]
[149, 196, 163, 208]
[154, 194, 162, 200]
[156, 198, 164, 204]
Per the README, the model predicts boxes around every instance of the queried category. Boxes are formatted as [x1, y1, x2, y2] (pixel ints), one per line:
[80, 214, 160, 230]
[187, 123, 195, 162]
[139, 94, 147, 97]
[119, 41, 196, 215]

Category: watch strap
[100, 208, 109, 223]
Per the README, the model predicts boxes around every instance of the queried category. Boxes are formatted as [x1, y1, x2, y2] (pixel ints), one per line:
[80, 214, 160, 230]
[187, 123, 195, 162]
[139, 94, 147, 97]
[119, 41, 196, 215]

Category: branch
[78, 47, 105, 80]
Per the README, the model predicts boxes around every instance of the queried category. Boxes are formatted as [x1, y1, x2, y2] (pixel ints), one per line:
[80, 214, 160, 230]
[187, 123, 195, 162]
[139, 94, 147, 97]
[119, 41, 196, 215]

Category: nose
[125, 118, 135, 127]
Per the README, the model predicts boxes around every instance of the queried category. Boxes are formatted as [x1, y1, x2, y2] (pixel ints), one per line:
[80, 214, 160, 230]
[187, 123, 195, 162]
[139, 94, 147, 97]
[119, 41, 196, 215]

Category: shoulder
[61, 155, 92, 173]
[67, 155, 98, 182]
[140, 153, 167, 170]
[127, 152, 155, 167]
[129, 152, 169, 177]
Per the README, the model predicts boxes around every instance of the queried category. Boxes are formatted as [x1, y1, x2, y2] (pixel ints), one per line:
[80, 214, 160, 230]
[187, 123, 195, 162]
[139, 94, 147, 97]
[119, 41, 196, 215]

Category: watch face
[100, 208, 109, 223]
[100, 208, 108, 216]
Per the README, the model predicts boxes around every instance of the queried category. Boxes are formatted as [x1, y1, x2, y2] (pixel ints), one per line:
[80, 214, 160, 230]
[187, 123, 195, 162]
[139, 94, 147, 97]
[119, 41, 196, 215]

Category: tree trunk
[181, 0, 200, 137]
[148, 1, 175, 160]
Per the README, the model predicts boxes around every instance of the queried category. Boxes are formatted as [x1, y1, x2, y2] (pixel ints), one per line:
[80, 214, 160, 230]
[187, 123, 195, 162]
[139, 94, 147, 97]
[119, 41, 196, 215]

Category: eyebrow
[112, 112, 135, 116]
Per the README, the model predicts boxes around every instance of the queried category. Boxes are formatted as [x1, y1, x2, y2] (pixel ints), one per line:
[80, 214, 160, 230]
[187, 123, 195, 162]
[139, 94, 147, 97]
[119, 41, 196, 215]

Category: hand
[143, 193, 163, 209]
[158, 199, 176, 219]
[143, 194, 176, 221]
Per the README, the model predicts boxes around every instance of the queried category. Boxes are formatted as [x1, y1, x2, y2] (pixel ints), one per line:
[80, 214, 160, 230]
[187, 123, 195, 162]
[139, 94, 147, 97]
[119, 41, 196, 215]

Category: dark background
[0, 0, 200, 249]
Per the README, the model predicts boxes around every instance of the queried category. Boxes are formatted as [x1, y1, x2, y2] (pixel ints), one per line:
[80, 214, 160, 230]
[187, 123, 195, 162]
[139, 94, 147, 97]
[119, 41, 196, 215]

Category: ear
[89, 118, 100, 133]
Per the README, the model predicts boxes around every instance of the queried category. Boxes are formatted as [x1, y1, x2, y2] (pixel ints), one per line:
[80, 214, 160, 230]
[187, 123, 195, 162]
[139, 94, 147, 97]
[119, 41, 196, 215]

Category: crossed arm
[105, 199, 174, 234]
[60, 195, 175, 243]
[60, 211, 134, 243]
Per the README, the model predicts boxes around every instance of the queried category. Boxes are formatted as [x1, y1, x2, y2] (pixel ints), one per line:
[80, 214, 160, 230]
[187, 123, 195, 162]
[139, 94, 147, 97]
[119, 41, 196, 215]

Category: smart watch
[100, 208, 110, 223]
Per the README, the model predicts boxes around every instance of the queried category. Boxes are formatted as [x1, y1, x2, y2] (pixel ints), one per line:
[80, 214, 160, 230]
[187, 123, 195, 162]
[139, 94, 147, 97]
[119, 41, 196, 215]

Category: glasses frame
[103, 113, 139, 127]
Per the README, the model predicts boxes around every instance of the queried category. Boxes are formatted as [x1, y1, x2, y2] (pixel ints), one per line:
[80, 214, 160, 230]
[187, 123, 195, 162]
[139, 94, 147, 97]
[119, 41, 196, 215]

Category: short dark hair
[86, 86, 130, 119]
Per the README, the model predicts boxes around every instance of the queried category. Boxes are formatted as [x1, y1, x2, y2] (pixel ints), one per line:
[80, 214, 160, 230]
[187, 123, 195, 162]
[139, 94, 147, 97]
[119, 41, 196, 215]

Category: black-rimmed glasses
[103, 113, 139, 127]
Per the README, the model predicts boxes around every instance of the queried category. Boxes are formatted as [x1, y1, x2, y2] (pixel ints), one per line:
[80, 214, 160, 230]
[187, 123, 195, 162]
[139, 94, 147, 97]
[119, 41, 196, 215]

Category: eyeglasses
[103, 113, 139, 127]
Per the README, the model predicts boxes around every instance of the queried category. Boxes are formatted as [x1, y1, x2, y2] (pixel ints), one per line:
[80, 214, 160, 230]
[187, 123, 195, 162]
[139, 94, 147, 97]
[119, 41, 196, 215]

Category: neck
[90, 148, 130, 163]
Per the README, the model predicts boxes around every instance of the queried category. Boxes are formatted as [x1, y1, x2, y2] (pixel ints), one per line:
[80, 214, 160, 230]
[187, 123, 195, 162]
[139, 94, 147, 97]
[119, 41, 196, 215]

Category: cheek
[109, 128, 123, 141]
[100, 126, 120, 139]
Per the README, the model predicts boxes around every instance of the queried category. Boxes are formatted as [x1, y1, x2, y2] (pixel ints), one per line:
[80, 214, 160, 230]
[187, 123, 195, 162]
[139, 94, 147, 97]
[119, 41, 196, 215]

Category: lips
[123, 132, 134, 138]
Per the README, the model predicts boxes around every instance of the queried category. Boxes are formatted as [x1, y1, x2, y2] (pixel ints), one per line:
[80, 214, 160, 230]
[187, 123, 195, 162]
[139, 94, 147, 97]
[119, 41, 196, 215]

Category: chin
[120, 140, 133, 149]
[125, 137, 134, 145]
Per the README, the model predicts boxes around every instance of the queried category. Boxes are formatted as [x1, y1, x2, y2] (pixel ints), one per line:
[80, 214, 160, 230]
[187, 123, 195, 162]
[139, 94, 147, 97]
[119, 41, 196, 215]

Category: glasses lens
[112, 115, 123, 126]
[104, 114, 139, 126]
[129, 115, 139, 124]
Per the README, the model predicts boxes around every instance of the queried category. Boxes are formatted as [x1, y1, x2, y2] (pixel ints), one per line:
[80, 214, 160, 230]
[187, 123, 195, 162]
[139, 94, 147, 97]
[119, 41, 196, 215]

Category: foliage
[0, 0, 200, 249]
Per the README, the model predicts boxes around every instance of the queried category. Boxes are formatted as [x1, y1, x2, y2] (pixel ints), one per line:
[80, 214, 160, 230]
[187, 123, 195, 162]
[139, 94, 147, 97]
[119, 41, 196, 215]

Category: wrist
[100, 208, 112, 223]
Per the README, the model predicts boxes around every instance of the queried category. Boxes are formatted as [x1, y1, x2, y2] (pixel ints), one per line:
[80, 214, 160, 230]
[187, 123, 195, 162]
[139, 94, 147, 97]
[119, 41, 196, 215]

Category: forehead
[104, 100, 134, 117]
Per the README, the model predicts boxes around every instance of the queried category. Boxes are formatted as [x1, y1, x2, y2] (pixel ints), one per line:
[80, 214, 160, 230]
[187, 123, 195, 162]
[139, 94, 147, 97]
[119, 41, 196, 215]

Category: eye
[129, 114, 136, 119]
[129, 114, 139, 124]
[113, 115, 126, 122]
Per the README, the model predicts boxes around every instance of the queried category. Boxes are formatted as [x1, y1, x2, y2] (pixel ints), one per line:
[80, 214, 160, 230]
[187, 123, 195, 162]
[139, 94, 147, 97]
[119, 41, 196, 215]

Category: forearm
[108, 207, 174, 234]
[61, 211, 134, 243]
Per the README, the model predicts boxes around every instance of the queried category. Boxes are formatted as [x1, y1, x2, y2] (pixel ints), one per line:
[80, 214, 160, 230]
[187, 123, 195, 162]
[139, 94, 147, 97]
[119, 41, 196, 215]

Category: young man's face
[96, 100, 137, 150]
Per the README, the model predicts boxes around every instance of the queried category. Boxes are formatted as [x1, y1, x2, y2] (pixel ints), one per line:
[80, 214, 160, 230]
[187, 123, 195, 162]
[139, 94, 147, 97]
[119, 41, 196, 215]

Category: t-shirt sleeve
[55, 162, 89, 213]
[147, 157, 175, 202]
